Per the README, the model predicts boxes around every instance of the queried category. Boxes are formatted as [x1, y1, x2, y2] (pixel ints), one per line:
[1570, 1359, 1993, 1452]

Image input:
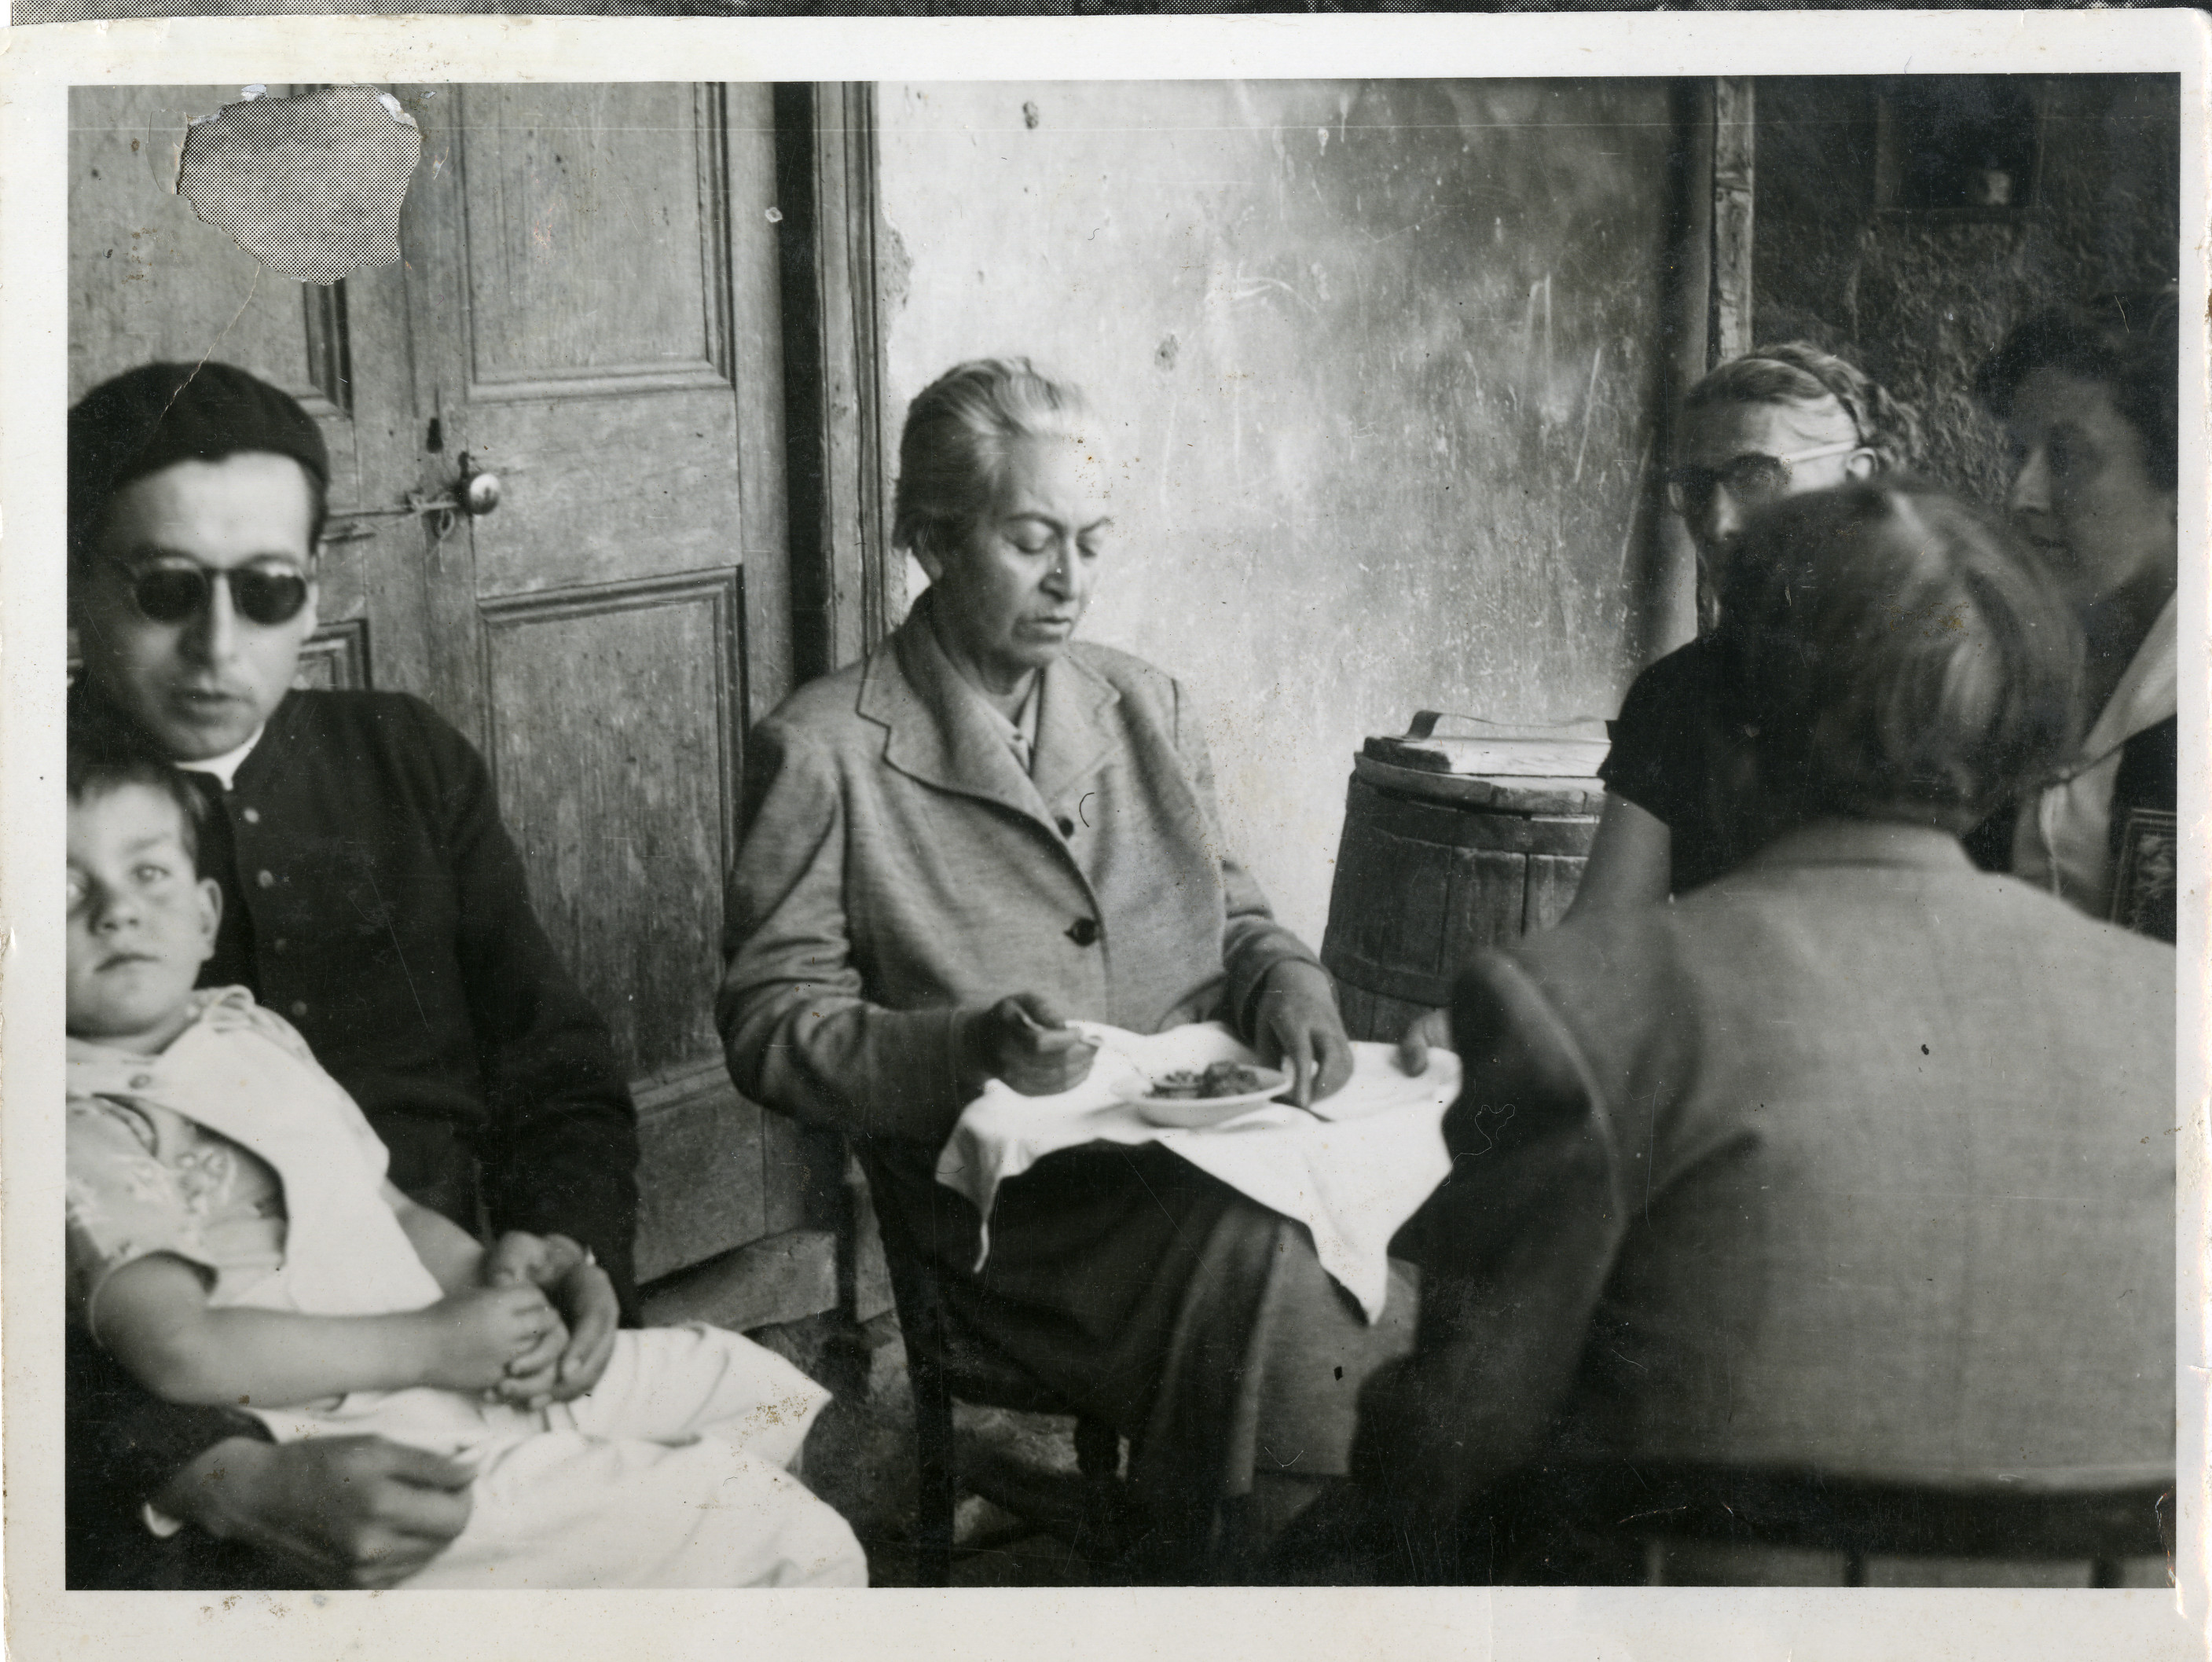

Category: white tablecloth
[934, 1022, 1458, 1323]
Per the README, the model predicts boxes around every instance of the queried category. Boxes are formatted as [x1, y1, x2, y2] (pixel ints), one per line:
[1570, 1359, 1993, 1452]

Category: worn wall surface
[1754, 75, 2181, 504]
[879, 79, 1677, 943]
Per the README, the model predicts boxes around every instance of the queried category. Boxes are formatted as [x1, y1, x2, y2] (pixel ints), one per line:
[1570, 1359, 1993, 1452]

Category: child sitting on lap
[65, 752, 867, 1588]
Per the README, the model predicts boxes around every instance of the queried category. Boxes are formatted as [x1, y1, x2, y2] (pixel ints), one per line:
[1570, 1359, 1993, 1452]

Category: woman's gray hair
[1686, 342, 1921, 475]
[893, 358, 1093, 562]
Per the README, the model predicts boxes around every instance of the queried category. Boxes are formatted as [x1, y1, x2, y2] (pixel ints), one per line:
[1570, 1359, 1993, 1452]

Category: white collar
[959, 671, 1042, 772]
[173, 725, 265, 792]
[2074, 591, 2177, 772]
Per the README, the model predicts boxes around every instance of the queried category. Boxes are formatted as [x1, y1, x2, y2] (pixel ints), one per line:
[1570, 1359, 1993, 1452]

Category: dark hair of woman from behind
[1973, 291, 2179, 490]
[1713, 481, 2082, 836]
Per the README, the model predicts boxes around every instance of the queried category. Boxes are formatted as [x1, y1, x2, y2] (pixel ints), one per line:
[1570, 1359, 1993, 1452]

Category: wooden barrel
[1320, 718, 1607, 1043]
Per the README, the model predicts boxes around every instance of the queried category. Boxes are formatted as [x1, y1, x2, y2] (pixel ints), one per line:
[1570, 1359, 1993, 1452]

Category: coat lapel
[1031, 651, 1121, 812]
[863, 588, 1056, 829]
[863, 587, 1123, 832]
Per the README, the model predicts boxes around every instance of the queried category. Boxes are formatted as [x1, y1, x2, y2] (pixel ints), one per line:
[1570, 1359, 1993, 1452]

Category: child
[65, 753, 868, 1588]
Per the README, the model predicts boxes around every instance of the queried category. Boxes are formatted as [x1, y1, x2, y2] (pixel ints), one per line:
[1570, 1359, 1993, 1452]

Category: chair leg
[911, 1351, 957, 1587]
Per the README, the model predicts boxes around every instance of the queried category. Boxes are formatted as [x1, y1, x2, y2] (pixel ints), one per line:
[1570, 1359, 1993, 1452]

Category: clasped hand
[474, 1231, 621, 1409]
[422, 1281, 561, 1393]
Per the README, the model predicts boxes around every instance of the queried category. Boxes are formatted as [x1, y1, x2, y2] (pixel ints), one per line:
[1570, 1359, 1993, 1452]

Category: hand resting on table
[1394, 1007, 1452, 1078]
[1252, 960, 1355, 1109]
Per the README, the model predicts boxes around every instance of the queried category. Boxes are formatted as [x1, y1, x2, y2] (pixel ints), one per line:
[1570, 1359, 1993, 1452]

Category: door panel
[479, 572, 739, 1075]
[460, 84, 722, 386]
[433, 84, 749, 598]
[458, 393, 747, 593]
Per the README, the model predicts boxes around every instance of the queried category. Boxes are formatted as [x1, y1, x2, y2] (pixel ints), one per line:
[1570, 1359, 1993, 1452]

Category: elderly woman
[1295, 482, 2173, 1585]
[1569, 342, 1922, 914]
[718, 359, 1410, 1568]
[1969, 294, 2177, 940]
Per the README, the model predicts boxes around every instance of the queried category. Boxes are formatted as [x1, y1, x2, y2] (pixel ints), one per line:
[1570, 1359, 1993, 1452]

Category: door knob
[323, 454, 501, 544]
[456, 465, 501, 516]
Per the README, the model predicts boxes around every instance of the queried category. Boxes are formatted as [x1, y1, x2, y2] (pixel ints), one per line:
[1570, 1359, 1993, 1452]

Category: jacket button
[241, 806, 261, 824]
[272, 937, 288, 954]
[256, 869, 277, 889]
[289, 1000, 309, 1018]
[1066, 917, 1100, 947]
[1056, 816, 1076, 838]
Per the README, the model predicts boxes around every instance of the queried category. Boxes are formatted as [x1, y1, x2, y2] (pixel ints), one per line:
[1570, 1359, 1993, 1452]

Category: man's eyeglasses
[106, 559, 312, 628]
[1665, 438, 1865, 521]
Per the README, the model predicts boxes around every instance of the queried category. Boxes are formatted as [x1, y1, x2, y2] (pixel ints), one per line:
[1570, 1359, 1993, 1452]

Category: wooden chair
[1474, 1462, 2173, 1587]
[856, 1149, 1127, 1586]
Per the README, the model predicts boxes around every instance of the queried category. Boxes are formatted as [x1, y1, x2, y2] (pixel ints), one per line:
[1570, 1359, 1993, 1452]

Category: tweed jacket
[719, 588, 1319, 1144]
[1359, 820, 2174, 1517]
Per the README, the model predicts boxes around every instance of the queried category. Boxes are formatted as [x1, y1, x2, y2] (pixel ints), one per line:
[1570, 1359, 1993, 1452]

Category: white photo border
[4, 13, 2205, 1659]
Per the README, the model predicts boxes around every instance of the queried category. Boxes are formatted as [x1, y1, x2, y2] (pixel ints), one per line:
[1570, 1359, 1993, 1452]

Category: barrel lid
[1366, 710, 1609, 779]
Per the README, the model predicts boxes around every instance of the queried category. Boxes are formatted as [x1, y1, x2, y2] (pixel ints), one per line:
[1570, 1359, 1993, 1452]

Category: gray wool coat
[717, 593, 1414, 1539]
[717, 585, 1320, 1145]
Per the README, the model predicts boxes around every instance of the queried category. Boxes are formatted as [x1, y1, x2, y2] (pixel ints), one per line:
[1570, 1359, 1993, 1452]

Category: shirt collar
[922, 596, 1042, 776]
[2075, 589, 2178, 769]
[173, 726, 265, 792]
[1743, 817, 1972, 875]
[968, 677, 1042, 774]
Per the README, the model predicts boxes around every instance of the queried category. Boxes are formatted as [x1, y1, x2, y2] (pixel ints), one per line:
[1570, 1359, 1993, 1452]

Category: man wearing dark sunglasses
[65, 361, 641, 1590]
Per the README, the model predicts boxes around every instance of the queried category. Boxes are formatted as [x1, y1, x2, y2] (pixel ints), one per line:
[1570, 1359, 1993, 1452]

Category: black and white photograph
[3, 14, 2205, 1660]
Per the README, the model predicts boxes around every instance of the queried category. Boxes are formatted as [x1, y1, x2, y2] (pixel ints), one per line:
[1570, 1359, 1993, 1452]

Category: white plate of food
[1119, 1060, 1293, 1128]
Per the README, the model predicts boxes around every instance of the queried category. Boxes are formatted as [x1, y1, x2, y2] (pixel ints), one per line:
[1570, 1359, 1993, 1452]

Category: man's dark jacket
[68, 684, 640, 1587]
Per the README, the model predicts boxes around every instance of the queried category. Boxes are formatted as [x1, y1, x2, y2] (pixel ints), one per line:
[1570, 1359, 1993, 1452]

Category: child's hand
[418, 1285, 559, 1392]
[490, 1312, 573, 1411]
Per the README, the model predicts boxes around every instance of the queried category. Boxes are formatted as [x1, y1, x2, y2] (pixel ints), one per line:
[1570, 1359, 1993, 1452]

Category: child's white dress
[66, 987, 866, 1588]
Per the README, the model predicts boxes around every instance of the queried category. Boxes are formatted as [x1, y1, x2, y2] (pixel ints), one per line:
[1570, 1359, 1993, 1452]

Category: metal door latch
[322, 457, 502, 545]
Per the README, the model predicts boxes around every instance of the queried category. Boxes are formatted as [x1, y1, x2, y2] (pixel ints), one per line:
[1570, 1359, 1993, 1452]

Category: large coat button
[1066, 917, 1100, 947]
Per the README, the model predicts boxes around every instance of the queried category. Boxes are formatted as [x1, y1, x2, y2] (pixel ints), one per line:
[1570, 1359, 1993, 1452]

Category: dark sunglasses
[108, 559, 312, 627]
[1665, 438, 1864, 521]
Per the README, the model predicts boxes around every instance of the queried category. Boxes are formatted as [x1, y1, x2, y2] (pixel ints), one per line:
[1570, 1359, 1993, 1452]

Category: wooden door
[69, 83, 831, 1321]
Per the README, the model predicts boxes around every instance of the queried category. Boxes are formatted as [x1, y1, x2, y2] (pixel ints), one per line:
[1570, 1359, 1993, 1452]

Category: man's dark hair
[1974, 291, 2179, 490]
[1715, 481, 2082, 836]
[66, 742, 207, 877]
[68, 361, 332, 574]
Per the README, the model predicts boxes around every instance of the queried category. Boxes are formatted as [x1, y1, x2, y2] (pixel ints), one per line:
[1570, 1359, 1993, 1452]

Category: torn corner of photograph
[175, 86, 421, 289]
